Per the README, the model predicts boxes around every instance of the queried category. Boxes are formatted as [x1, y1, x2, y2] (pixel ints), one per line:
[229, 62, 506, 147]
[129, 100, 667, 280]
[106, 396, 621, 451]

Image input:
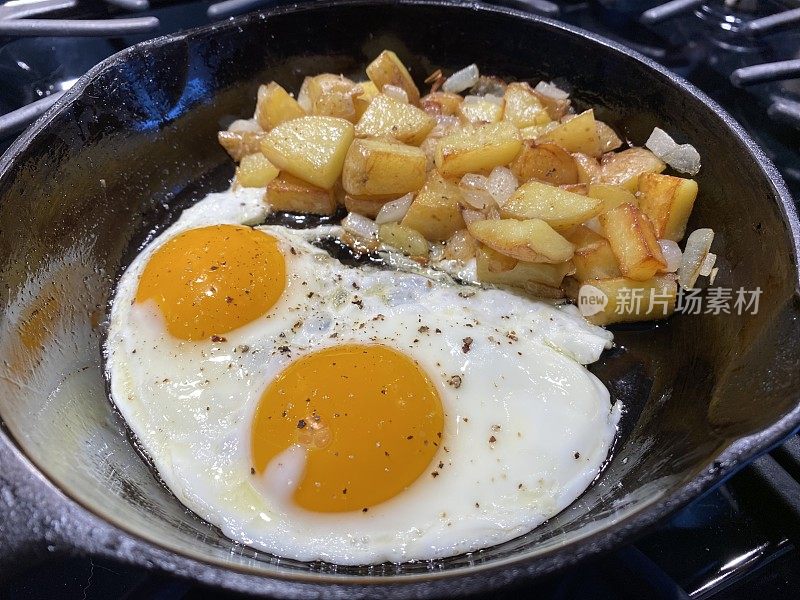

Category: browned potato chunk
[467, 218, 575, 263]
[503, 82, 551, 128]
[355, 94, 435, 145]
[261, 116, 354, 189]
[435, 121, 522, 177]
[637, 173, 699, 241]
[586, 183, 638, 212]
[267, 172, 336, 215]
[501, 180, 603, 229]
[420, 91, 463, 116]
[342, 138, 427, 197]
[510, 141, 579, 185]
[599, 203, 667, 280]
[218, 130, 268, 162]
[572, 152, 601, 183]
[582, 275, 677, 325]
[401, 171, 465, 241]
[378, 222, 429, 257]
[255, 82, 306, 130]
[539, 109, 602, 156]
[353, 81, 379, 120]
[476, 246, 568, 297]
[596, 120, 623, 152]
[458, 96, 504, 124]
[599, 147, 666, 192]
[344, 194, 390, 219]
[366, 50, 420, 106]
[306, 74, 360, 122]
[236, 153, 279, 187]
[564, 225, 621, 281]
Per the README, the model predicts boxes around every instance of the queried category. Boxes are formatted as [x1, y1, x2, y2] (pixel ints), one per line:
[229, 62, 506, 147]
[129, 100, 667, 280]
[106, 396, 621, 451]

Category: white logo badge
[578, 284, 608, 316]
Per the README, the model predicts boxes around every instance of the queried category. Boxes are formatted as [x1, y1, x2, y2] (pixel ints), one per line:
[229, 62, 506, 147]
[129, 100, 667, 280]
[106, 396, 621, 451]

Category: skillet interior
[0, 0, 799, 584]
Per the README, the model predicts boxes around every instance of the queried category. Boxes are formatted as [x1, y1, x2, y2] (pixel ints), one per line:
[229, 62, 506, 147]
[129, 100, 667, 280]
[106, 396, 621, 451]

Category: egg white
[105, 187, 620, 564]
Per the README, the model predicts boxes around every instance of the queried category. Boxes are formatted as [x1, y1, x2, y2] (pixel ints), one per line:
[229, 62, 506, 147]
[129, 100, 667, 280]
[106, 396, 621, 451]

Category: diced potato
[503, 82, 551, 128]
[306, 74, 359, 121]
[539, 109, 602, 156]
[564, 225, 621, 281]
[520, 122, 558, 140]
[443, 229, 478, 261]
[476, 246, 569, 297]
[435, 121, 522, 178]
[572, 152, 601, 183]
[261, 116, 354, 189]
[218, 130, 268, 162]
[599, 147, 666, 192]
[266, 172, 336, 215]
[599, 203, 667, 280]
[401, 171, 465, 241]
[586, 183, 638, 212]
[353, 81, 379, 120]
[355, 94, 435, 145]
[342, 138, 427, 196]
[637, 173, 699, 241]
[510, 141, 578, 185]
[596, 120, 622, 152]
[236, 153, 279, 187]
[344, 194, 390, 219]
[459, 96, 504, 124]
[582, 275, 677, 325]
[501, 180, 603, 229]
[378, 222, 429, 257]
[467, 218, 575, 263]
[255, 82, 306, 130]
[420, 92, 463, 116]
[366, 50, 420, 106]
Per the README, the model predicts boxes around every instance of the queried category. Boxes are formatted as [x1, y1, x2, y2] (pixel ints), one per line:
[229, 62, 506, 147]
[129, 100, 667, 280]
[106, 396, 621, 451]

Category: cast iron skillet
[0, 0, 799, 597]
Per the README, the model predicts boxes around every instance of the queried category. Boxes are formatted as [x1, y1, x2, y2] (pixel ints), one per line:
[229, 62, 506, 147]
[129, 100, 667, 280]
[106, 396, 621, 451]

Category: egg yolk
[135, 225, 285, 341]
[252, 344, 444, 513]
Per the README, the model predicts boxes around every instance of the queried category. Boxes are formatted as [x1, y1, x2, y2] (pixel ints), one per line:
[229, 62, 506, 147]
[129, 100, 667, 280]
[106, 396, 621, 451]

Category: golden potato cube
[539, 109, 602, 156]
[355, 94, 435, 145]
[501, 180, 604, 229]
[467, 218, 575, 263]
[503, 82, 551, 128]
[596, 120, 622, 152]
[236, 153, 279, 187]
[599, 203, 667, 281]
[510, 141, 578, 185]
[342, 138, 427, 197]
[255, 82, 306, 130]
[306, 74, 359, 122]
[366, 50, 420, 106]
[343, 194, 390, 219]
[401, 171, 466, 241]
[353, 81, 379, 120]
[564, 225, 621, 281]
[435, 121, 522, 177]
[582, 276, 677, 325]
[458, 96, 504, 124]
[599, 147, 666, 192]
[260, 116, 354, 189]
[587, 183, 638, 212]
[218, 130, 268, 162]
[476, 246, 568, 297]
[378, 222, 429, 257]
[637, 173, 699, 241]
[266, 172, 336, 215]
[572, 152, 601, 183]
[420, 92, 463, 116]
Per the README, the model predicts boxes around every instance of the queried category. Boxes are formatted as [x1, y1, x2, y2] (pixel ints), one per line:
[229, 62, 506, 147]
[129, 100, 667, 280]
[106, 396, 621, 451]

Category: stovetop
[1, 1, 800, 598]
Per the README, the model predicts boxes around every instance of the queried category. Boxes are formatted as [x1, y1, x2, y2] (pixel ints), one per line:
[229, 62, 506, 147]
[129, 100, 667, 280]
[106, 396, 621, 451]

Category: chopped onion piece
[458, 174, 493, 209]
[658, 239, 682, 273]
[462, 208, 484, 225]
[296, 77, 312, 112]
[699, 252, 717, 277]
[382, 84, 409, 103]
[677, 228, 714, 289]
[341, 212, 378, 239]
[228, 118, 261, 133]
[430, 115, 460, 138]
[442, 64, 479, 94]
[444, 229, 477, 261]
[585, 217, 603, 235]
[645, 127, 702, 176]
[463, 93, 503, 106]
[486, 167, 518, 207]
[709, 267, 719, 285]
[375, 193, 414, 225]
[534, 81, 569, 100]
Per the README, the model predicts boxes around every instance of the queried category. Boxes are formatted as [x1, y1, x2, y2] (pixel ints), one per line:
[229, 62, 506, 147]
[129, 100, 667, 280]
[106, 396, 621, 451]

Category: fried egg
[105, 186, 620, 564]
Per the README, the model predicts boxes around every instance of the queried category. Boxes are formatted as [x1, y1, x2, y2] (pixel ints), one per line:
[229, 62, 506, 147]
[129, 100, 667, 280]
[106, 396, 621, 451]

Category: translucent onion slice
[430, 115, 461, 138]
[677, 228, 714, 289]
[458, 174, 493, 209]
[228, 118, 262, 133]
[375, 193, 414, 225]
[442, 64, 479, 94]
[382, 84, 409, 103]
[486, 167, 518, 207]
[341, 212, 378, 239]
[699, 252, 717, 277]
[645, 127, 702, 176]
[658, 239, 682, 273]
[534, 81, 569, 100]
[462, 208, 485, 225]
